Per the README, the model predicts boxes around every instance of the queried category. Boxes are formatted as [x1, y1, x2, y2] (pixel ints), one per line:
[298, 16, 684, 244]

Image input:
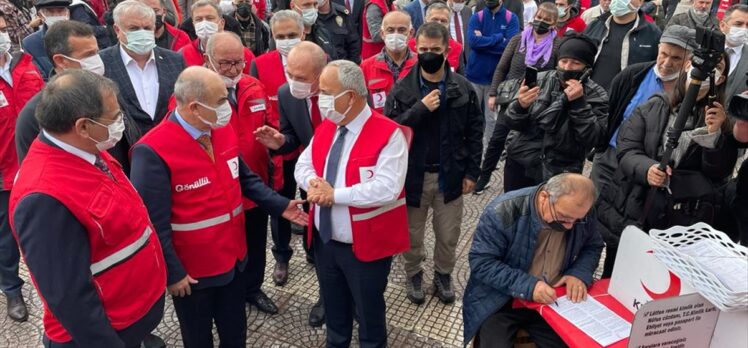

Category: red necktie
[345, 0, 351, 11]
[310, 96, 322, 130]
[454, 13, 463, 44]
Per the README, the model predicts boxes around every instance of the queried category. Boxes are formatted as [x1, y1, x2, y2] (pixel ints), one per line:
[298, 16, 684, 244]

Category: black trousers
[313, 235, 391, 348]
[244, 207, 269, 296]
[271, 158, 311, 263]
[44, 295, 165, 348]
[475, 303, 567, 348]
[172, 273, 247, 348]
[503, 157, 540, 193]
[479, 120, 510, 180]
[0, 190, 23, 297]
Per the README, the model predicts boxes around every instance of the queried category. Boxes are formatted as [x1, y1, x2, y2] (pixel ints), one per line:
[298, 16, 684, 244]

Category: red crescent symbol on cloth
[366, 170, 374, 179]
[641, 250, 682, 299]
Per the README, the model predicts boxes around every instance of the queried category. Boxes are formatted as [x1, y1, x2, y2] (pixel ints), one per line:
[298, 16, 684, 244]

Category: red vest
[360, 51, 417, 114]
[407, 38, 462, 71]
[165, 23, 191, 52]
[137, 119, 246, 278]
[179, 39, 255, 74]
[307, 111, 410, 261]
[9, 140, 166, 343]
[0, 53, 44, 190]
[361, 0, 391, 60]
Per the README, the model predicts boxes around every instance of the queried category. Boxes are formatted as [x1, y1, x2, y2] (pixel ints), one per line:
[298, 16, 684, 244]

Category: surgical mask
[299, 7, 318, 25]
[89, 116, 125, 151]
[195, 20, 219, 41]
[653, 63, 680, 81]
[0, 32, 10, 54]
[384, 33, 408, 52]
[318, 90, 352, 124]
[62, 54, 106, 76]
[532, 20, 551, 35]
[276, 38, 301, 56]
[418, 52, 445, 74]
[288, 78, 314, 99]
[44, 15, 69, 27]
[726, 26, 748, 47]
[124, 29, 156, 55]
[687, 66, 722, 91]
[451, 2, 465, 12]
[609, 0, 634, 17]
[557, 6, 567, 17]
[197, 100, 232, 128]
[690, 7, 709, 19]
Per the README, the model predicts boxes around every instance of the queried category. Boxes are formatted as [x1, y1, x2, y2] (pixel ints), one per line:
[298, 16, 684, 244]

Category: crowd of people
[0, 0, 745, 346]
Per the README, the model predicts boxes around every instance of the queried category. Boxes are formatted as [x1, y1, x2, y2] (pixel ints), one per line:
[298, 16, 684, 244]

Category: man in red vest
[408, 1, 464, 73]
[0, 10, 44, 323]
[179, 0, 255, 73]
[361, 10, 417, 114]
[130, 66, 307, 347]
[295, 59, 409, 347]
[10, 70, 167, 347]
[362, 0, 394, 58]
[205, 32, 280, 315]
[139, 0, 191, 51]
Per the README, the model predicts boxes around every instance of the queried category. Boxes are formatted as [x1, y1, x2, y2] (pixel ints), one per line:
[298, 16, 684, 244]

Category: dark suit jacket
[21, 29, 51, 81]
[333, 0, 364, 39]
[404, 0, 425, 31]
[276, 83, 315, 155]
[727, 45, 748, 109]
[456, 7, 473, 64]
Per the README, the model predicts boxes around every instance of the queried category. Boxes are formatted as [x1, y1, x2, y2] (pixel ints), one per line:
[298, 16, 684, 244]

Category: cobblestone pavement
[0, 168, 602, 348]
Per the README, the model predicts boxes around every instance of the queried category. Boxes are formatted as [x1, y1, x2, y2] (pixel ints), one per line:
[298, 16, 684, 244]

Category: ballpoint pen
[543, 275, 559, 307]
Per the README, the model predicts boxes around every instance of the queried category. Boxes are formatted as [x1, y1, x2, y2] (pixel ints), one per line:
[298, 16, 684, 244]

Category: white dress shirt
[449, 11, 464, 43]
[119, 45, 160, 119]
[294, 105, 409, 244]
[0, 52, 12, 87]
[43, 130, 97, 165]
[727, 44, 743, 76]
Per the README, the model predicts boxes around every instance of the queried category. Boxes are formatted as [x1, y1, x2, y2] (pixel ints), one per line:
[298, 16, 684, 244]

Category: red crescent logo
[366, 170, 374, 179]
[641, 250, 682, 299]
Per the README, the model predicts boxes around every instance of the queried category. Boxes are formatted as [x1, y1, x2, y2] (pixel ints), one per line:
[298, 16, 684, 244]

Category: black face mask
[419, 52, 445, 74]
[155, 15, 165, 30]
[485, 0, 501, 9]
[547, 200, 570, 233]
[557, 68, 585, 82]
[237, 3, 252, 18]
[532, 20, 551, 35]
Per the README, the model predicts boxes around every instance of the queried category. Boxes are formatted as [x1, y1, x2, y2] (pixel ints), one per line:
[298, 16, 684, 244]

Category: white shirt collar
[118, 44, 156, 68]
[341, 105, 372, 136]
[1, 52, 11, 71]
[42, 130, 97, 165]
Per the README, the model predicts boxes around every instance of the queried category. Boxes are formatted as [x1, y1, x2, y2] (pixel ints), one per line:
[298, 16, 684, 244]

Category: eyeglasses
[548, 200, 587, 225]
[213, 59, 246, 71]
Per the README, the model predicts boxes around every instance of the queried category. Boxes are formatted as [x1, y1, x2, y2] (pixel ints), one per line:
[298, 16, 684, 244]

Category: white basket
[649, 223, 748, 312]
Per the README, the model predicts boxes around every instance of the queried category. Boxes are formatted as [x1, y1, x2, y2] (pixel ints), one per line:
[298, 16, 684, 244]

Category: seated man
[462, 173, 604, 348]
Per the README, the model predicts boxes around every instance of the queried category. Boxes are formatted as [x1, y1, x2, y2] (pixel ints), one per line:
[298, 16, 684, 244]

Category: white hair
[544, 173, 597, 203]
[326, 60, 368, 97]
[270, 10, 304, 33]
[113, 0, 156, 27]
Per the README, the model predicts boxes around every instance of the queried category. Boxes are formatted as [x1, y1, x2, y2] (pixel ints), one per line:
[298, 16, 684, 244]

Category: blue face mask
[124, 29, 156, 55]
[609, 0, 636, 17]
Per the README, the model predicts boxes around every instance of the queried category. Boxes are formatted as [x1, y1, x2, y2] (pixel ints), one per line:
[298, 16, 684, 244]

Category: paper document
[677, 239, 748, 293]
[549, 296, 631, 347]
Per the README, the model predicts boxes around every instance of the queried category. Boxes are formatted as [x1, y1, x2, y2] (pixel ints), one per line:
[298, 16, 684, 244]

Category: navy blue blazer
[275, 83, 316, 155]
[404, 0, 425, 31]
[21, 29, 51, 80]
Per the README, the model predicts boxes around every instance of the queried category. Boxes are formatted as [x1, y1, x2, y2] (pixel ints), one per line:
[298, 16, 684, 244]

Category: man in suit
[130, 66, 308, 347]
[404, 0, 428, 30]
[22, 0, 72, 79]
[253, 41, 329, 327]
[295, 59, 410, 348]
[723, 4, 748, 108]
[100, 0, 185, 174]
[449, 0, 472, 60]
[333, 0, 363, 44]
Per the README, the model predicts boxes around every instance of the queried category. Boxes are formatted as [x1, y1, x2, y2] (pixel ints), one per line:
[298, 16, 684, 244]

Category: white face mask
[89, 115, 125, 151]
[298, 7, 318, 25]
[63, 54, 105, 75]
[195, 20, 219, 41]
[451, 2, 465, 12]
[384, 33, 408, 52]
[197, 100, 233, 128]
[726, 26, 748, 47]
[0, 32, 10, 55]
[557, 6, 567, 17]
[318, 90, 352, 124]
[288, 78, 314, 99]
[208, 56, 243, 88]
[276, 38, 301, 56]
[44, 14, 69, 27]
[654, 63, 681, 82]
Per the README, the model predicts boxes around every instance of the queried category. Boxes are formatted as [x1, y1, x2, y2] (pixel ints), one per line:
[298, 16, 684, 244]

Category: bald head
[544, 173, 597, 204]
[174, 66, 225, 106]
[206, 32, 243, 58]
[288, 41, 327, 75]
[535, 173, 596, 231]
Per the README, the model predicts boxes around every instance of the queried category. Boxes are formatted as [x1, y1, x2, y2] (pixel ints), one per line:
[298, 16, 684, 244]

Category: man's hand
[168, 275, 198, 297]
[517, 84, 540, 109]
[532, 280, 557, 305]
[421, 89, 441, 112]
[647, 164, 672, 187]
[488, 96, 497, 112]
[554, 275, 587, 303]
[29, 15, 43, 29]
[462, 178, 475, 194]
[563, 79, 584, 102]
[307, 178, 335, 207]
[253, 126, 285, 150]
[705, 102, 726, 134]
[282, 199, 308, 226]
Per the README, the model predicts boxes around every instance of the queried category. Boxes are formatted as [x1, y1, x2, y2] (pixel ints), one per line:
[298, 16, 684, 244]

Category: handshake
[307, 177, 335, 207]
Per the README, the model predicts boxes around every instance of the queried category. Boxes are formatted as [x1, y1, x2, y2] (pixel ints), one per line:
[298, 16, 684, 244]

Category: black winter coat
[584, 12, 662, 75]
[384, 66, 484, 207]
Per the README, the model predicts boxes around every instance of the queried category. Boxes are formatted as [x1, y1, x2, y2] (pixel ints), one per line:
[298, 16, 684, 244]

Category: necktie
[94, 155, 114, 180]
[454, 13, 463, 44]
[318, 126, 348, 243]
[310, 96, 322, 130]
[345, 0, 351, 11]
[228, 87, 238, 109]
[197, 134, 215, 162]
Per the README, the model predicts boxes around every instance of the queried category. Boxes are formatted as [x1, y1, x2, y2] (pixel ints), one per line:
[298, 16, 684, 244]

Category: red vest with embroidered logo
[8, 139, 166, 344]
[137, 118, 246, 278]
[361, 51, 417, 114]
[361, 0, 392, 59]
[307, 111, 410, 261]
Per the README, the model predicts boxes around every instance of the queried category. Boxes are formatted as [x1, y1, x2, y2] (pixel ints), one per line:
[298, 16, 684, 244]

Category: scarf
[520, 25, 556, 67]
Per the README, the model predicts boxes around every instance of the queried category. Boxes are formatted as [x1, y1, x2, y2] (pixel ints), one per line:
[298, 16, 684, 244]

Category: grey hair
[205, 31, 242, 57]
[382, 9, 413, 29]
[724, 4, 748, 23]
[114, 0, 156, 27]
[326, 60, 368, 97]
[425, 1, 451, 18]
[174, 74, 207, 106]
[191, 0, 221, 16]
[270, 9, 304, 33]
[544, 173, 598, 204]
